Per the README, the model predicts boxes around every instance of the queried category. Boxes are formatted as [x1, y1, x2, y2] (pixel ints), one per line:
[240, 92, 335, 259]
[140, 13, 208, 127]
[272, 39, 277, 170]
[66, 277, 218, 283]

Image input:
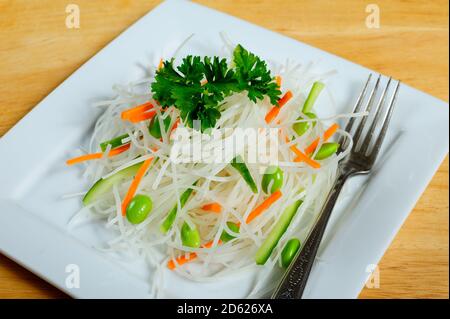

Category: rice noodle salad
[66, 35, 363, 298]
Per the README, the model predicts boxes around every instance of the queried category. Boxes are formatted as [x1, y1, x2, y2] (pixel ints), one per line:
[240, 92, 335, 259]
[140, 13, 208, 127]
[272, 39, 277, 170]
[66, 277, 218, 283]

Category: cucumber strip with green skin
[100, 134, 130, 152]
[160, 182, 197, 234]
[254, 200, 303, 265]
[82, 161, 143, 205]
[302, 82, 325, 113]
[230, 156, 258, 193]
[149, 115, 172, 139]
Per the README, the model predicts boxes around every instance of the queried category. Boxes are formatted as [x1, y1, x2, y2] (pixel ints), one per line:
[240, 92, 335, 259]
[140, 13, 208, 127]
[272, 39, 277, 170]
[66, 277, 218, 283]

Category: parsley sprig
[151, 45, 281, 132]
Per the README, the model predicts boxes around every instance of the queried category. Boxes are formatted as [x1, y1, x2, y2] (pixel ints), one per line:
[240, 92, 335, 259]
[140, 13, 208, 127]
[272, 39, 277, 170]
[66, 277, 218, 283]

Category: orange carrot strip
[171, 118, 181, 132]
[275, 76, 282, 88]
[201, 79, 208, 86]
[245, 190, 282, 224]
[121, 157, 154, 215]
[265, 91, 293, 123]
[121, 102, 154, 120]
[167, 240, 221, 270]
[158, 58, 164, 70]
[304, 123, 340, 155]
[265, 107, 281, 124]
[167, 252, 196, 270]
[285, 136, 321, 169]
[66, 143, 132, 165]
[168, 118, 181, 139]
[108, 143, 131, 156]
[127, 110, 157, 123]
[293, 150, 321, 168]
[66, 153, 103, 165]
[277, 90, 293, 108]
[201, 203, 222, 213]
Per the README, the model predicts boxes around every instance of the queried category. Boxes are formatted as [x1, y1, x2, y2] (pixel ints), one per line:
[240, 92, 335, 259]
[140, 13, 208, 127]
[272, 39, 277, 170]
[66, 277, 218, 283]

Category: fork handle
[272, 171, 350, 299]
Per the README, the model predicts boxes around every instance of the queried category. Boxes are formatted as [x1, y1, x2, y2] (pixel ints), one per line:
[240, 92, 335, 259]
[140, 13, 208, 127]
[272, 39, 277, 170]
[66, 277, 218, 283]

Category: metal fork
[272, 74, 401, 299]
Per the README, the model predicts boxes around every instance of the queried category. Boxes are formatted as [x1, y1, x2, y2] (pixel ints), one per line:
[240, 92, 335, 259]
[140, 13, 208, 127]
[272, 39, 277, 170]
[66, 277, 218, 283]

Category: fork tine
[339, 74, 373, 149]
[369, 81, 401, 160]
[359, 77, 392, 155]
[352, 74, 381, 149]
[344, 74, 373, 132]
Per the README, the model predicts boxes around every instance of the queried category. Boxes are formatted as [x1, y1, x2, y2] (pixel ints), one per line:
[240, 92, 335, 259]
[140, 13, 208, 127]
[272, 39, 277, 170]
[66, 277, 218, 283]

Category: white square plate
[0, 0, 448, 298]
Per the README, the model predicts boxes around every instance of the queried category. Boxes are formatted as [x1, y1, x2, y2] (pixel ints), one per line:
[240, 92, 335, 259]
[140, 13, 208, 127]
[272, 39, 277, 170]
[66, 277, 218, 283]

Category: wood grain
[0, 0, 448, 299]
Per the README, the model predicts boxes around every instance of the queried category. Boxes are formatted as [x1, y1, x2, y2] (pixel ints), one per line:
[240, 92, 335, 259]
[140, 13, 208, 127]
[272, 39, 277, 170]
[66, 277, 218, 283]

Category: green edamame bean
[261, 166, 284, 194]
[181, 222, 201, 248]
[292, 112, 317, 136]
[126, 194, 153, 224]
[149, 115, 171, 139]
[220, 222, 240, 242]
[281, 238, 301, 268]
[314, 142, 340, 160]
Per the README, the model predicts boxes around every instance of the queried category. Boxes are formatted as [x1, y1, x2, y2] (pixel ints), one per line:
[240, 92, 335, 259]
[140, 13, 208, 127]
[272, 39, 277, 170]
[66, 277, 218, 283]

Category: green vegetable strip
[82, 161, 143, 205]
[100, 134, 129, 152]
[254, 200, 303, 265]
[230, 156, 258, 193]
[160, 182, 197, 234]
[302, 82, 325, 113]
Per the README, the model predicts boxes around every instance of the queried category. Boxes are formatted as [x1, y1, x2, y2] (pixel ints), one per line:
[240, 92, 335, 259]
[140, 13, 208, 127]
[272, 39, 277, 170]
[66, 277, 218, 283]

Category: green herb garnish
[151, 45, 281, 132]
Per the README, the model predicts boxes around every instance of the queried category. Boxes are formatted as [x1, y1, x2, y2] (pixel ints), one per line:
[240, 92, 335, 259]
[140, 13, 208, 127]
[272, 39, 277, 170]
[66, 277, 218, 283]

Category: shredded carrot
[108, 143, 131, 156]
[201, 203, 222, 213]
[158, 58, 164, 70]
[265, 90, 293, 123]
[265, 107, 280, 124]
[292, 149, 321, 168]
[66, 153, 103, 165]
[66, 143, 131, 165]
[121, 157, 154, 215]
[275, 76, 282, 88]
[167, 240, 221, 270]
[245, 190, 282, 224]
[170, 118, 181, 136]
[121, 102, 154, 120]
[285, 136, 321, 169]
[127, 110, 157, 123]
[304, 123, 340, 155]
[277, 90, 293, 108]
[201, 79, 208, 86]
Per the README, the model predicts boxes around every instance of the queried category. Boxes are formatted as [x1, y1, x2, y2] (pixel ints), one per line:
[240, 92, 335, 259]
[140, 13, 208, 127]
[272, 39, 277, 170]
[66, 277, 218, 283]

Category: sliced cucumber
[160, 182, 197, 234]
[254, 200, 303, 265]
[302, 81, 325, 113]
[100, 133, 129, 152]
[82, 162, 143, 205]
[230, 156, 258, 193]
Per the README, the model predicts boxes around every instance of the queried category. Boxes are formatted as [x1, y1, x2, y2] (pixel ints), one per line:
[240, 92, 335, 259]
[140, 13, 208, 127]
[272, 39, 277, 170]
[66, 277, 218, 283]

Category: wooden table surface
[0, 0, 448, 299]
